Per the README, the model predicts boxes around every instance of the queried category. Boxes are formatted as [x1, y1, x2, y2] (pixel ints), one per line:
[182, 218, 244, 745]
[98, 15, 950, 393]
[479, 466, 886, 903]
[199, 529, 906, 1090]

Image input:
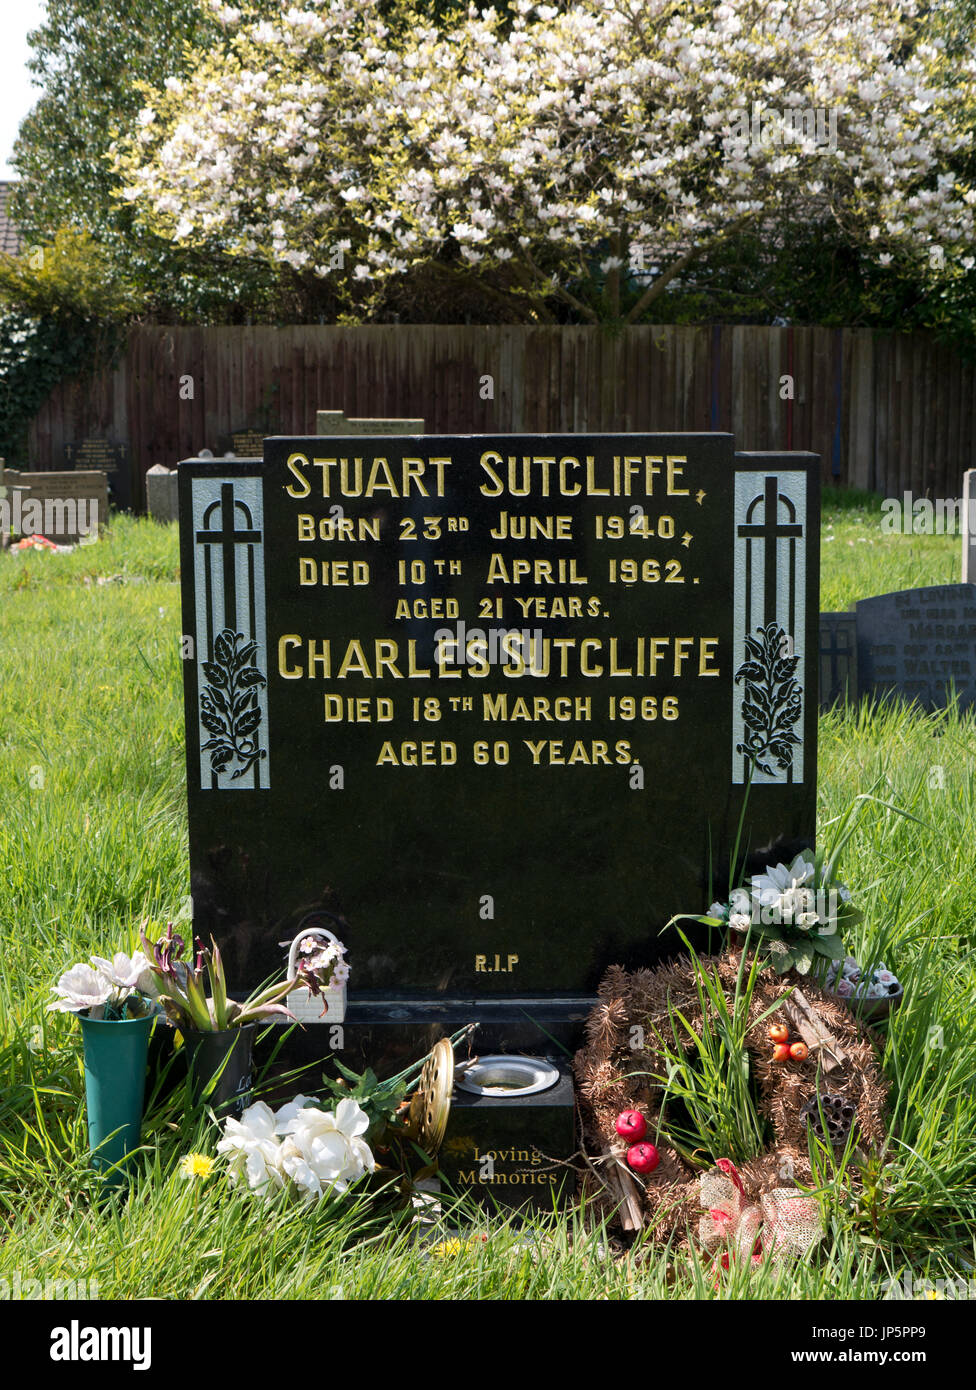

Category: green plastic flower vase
[79, 1010, 155, 1185]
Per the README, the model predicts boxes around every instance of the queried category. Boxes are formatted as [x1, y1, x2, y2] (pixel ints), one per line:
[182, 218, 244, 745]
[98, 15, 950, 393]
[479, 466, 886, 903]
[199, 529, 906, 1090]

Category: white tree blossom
[114, 0, 976, 321]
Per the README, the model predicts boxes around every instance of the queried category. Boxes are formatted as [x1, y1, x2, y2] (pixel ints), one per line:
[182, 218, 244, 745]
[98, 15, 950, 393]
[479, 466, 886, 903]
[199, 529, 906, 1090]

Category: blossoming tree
[115, 0, 976, 323]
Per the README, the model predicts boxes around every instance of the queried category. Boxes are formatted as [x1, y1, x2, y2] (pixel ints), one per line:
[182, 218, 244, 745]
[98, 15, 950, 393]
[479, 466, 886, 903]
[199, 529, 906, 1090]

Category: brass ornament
[406, 1037, 454, 1155]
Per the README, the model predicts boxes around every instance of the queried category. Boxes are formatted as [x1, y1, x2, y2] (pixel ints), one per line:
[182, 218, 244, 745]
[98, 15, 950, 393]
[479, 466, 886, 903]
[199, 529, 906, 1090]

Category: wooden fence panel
[22, 323, 976, 508]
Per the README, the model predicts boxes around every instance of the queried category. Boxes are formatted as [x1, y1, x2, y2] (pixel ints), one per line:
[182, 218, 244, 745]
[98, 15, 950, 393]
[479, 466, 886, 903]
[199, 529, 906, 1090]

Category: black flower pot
[183, 1024, 255, 1119]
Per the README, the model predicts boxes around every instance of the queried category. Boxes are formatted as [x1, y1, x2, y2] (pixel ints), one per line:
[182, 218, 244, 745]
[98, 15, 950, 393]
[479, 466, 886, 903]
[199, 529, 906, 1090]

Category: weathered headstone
[819, 612, 858, 706]
[0, 467, 106, 543]
[856, 583, 976, 712]
[316, 409, 425, 436]
[178, 434, 820, 1061]
[146, 465, 179, 524]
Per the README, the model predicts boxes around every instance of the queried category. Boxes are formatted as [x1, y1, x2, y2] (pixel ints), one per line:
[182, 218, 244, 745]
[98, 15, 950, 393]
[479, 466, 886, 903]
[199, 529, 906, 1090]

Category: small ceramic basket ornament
[286, 927, 347, 1024]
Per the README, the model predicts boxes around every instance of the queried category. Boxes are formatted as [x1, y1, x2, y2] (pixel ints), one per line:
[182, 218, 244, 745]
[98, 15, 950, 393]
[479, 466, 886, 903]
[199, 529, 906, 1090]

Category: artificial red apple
[615, 1109, 648, 1142]
[626, 1141, 660, 1174]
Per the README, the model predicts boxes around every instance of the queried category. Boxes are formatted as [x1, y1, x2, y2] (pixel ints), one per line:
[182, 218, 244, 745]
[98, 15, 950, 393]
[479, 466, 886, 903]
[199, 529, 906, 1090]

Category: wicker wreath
[573, 948, 889, 1244]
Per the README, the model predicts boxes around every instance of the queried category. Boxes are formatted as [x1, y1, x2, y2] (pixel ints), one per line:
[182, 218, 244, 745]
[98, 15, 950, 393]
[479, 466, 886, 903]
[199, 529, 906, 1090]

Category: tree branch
[623, 215, 754, 325]
[521, 249, 600, 324]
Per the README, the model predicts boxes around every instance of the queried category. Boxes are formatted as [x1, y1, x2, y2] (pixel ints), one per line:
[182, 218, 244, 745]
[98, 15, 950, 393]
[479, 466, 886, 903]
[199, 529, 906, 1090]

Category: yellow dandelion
[429, 1235, 487, 1258]
[179, 1152, 216, 1180]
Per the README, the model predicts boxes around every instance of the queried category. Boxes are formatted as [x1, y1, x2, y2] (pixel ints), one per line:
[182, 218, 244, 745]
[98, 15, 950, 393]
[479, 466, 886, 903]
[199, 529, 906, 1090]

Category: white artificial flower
[729, 887, 751, 915]
[778, 887, 802, 920]
[216, 1102, 287, 1196]
[90, 950, 152, 992]
[752, 852, 817, 903]
[279, 1098, 375, 1198]
[708, 901, 726, 918]
[48, 963, 113, 1014]
[728, 912, 751, 932]
[272, 1094, 319, 1134]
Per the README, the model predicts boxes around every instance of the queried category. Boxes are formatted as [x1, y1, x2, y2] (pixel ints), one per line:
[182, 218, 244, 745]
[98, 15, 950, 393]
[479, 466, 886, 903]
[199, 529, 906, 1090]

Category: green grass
[820, 485, 958, 610]
[1, 502, 974, 1299]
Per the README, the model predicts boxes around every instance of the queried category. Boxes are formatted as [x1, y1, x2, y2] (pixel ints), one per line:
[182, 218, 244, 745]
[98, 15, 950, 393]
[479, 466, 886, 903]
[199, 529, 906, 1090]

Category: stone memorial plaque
[856, 583, 976, 711]
[178, 435, 820, 1023]
[819, 611, 858, 707]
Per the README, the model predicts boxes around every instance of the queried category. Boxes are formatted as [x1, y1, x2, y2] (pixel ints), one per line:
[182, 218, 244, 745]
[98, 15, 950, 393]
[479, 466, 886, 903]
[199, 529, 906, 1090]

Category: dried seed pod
[800, 1091, 859, 1148]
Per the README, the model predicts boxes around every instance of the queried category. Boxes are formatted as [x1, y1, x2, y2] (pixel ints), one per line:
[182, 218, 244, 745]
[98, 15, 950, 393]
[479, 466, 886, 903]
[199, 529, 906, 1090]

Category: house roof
[0, 182, 22, 257]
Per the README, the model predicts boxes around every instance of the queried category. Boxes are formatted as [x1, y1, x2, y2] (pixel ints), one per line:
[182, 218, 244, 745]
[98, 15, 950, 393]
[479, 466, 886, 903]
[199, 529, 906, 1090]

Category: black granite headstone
[63, 437, 127, 474]
[178, 435, 820, 1040]
[855, 583, 976, 712]
[64, 437, 131, 510]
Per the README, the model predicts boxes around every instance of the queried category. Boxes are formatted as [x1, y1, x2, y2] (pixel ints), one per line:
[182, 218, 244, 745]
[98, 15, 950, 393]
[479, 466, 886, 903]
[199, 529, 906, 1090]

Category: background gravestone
[316, 409, 425, 436]
[0, 467, 106, 542]
[146, 465, 179, 524]
[216, 429, 273, 459]
[178, 434, 820, 1056]
[63, 437, 130, 511]
[819, 611, 858, 706]
[856, 583, 976, 711]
